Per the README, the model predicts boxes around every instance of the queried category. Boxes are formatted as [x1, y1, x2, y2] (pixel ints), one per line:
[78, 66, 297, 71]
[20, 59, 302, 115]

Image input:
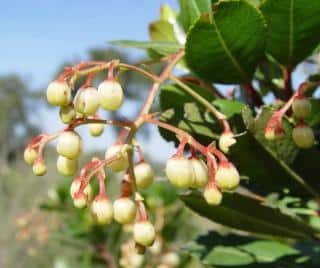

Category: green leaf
[109, 40, 183, 56]
[246, 0, 263, 7]
[185, 232, 300, 267]
[181, 191, 316, 240]
[159, 83, 217, 145]
[255, 56, 284, 97]
[241, 240, 299, 262]
[159, 83, 244, 144]
[291, 147, 320, 193]
[149, 20, 177, 42]
[145, 181, 178, 206]
[178, 0, 212, 31]
[159, 89, 318, 197]
[160, 4, 178, 22]
[205, 246, 255, 266]
[185, 0, 266, 83]
[147, 4, 187, 61]
[213, 99, 244, 117]
[261, 0, 320, 67]
[238, 106, 319, 197]
[230, 126, 317, 198]
[307, 99, 320, 127]
[249, 107, 299, 163]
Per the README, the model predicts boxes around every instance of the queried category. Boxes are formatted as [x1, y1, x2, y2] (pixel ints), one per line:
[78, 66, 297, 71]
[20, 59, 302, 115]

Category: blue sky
[1, 0, 180, 161]
[0, 0, 178, 87]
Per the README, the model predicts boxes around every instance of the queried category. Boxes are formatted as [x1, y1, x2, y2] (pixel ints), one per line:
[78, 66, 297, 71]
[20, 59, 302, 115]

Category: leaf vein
[288, 0, 294, 66]
[211, 14, 249, 82]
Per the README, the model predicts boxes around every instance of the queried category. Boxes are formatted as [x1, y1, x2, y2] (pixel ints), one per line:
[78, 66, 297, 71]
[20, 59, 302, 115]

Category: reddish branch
[243, 83, 264, 107]
[283, 67, 293, 99]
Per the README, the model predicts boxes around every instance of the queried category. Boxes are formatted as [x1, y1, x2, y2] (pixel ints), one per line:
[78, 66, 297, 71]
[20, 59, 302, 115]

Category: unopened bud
[219, 132, 236, 153]
[215, 161, 240, 191]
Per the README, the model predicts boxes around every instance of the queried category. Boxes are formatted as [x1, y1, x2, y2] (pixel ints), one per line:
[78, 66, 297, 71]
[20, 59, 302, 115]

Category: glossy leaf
[149, 20, 177, 42]
[185, 231, 320, 267]
[159, 83, 244, 144]
[261, 0, 320, 67]
[110, 40, 183, 55]
[181, 191, 316, 240]
[227, 107, 318, 197]
[291, 147, 320, 192]
[246, 0, 263, 7]
[185, 232, 300, 267]
[185, 0, 266, 83]
[307, 99, 320, 127]
[178, 0, 212, 31]
[230, 131, 315, 197]
[248, 107, 299, 164]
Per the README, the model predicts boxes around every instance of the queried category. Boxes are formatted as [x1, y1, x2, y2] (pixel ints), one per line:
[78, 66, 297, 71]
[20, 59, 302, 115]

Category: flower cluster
[24, 55, 240, 252]
[265, 82, 315, 149]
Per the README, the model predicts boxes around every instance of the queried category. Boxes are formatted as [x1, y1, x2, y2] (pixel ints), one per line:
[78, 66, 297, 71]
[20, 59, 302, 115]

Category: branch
[139, 50, 185, 116]
[283, 67, 293, 99]
[242, 83, 264, 107]
[170, 75, 231, 132]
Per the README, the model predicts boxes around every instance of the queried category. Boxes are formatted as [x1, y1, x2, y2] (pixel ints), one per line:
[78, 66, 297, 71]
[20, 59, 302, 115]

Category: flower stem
[170, 75, 230, 132]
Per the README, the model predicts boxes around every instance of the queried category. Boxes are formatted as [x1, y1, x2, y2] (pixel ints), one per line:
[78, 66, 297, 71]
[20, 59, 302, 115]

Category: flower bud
[133, 221, 156, 247]
[70, 179, 93, 201]
[88, 123, 104, 137]
[113, 197, 137, 224]
[149, 236, 163, 255]
[90, 196, 113, 225]
[134, 162, 155, 189]
[73, 193, 87, 209]
[32, 161, 47, 176]
[165, 156, 193, 188]
[190, 158, 208, 188]
[292, 97, 311, 119]
[215, 162, 240, 191]
[161, 252, 180, 267]
[292, 125, 314, 149]
[204, 186, 222, 205]
[59, 105, 76, 124]
[56, 155, 78, 176]
[98, 80, 124, 111]
[264, 126, 284, 141]
[56, 131, 82, 159]
[105, 144, 129, 172]
[46, 80, 71, 106]
[24, 147, 37, 165]
[219, 132, 236, 153]
[74, 87, 100, 116]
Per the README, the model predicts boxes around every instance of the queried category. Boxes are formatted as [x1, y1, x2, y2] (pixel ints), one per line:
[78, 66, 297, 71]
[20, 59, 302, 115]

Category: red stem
[146, 118, 229, 163]
[116, 129, 129, 144]
[136, 144, 145, 163]
[107, 61, 115, 81]
[120, 175, 132, 198]
[221, 119, 231, 133]
[176, 137, 188, 157]
[190, 146, 197, 158]
[208, 146, 228, 162]
[98, 171, 106, 196]
[206, 155, 216, 186]
[82, 73, 95, 88]
[283, 67, 293, 100]
[80, 159, 100, 178]
[243, 83, 264, 107]
[139, 50, 185, 116]
[137, 200, 148, 222]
